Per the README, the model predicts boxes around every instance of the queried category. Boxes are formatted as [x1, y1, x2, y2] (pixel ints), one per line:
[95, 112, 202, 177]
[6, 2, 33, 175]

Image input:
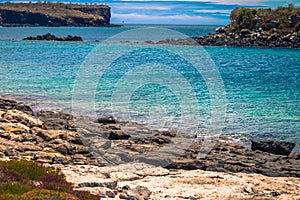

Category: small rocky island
[0, 2, 111, 27]
[194, 5, 300, 48]
[23, 33, 83, 41]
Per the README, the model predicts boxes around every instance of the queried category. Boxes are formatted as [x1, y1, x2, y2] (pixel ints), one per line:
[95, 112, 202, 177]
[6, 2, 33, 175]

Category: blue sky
[104, 0, 300, 25]
[3, 0, 300, 24]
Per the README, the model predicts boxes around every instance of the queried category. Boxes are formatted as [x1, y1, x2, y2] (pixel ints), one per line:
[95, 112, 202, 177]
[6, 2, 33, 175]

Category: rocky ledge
[23, 33, 83, 41]
[0, 97, 299, 199]
[194, 6, 300, 48]
[58, 162, 300, 199]
[0, 97, 98, 166]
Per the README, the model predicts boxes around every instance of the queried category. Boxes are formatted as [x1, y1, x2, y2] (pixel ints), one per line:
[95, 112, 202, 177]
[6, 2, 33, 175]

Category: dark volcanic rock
[23, 33, 83, 41]
[251, 139, 295, 156]
[0, 98, 33, 113]
[166, 142, 300, 177]
[97, 116, 116, 124]
[108, 130, 131, 140]
[193, 30, 300, 48]
[36, 110, 76, 131]
[192, 7, 300, 48]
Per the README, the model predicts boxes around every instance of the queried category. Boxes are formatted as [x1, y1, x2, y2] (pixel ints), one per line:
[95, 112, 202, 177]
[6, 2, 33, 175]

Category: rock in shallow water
[251, 139, 296, 156]
[96, 116, 116, 124]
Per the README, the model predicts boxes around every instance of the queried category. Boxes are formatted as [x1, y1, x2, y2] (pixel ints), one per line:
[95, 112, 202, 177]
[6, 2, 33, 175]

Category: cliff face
[0, 2, 111, 27]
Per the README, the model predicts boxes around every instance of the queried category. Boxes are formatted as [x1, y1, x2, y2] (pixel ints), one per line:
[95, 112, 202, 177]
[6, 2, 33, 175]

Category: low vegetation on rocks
[0, 159, 99, 200]
[194, 5, 300, 48]
[228, 4, 300, 34]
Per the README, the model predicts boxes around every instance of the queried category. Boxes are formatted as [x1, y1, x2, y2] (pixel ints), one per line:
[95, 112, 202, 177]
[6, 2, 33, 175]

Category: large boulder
[108, 130, 131, 140]
[3, 110, 43, 128]
[251, 139, 295, 156]
[96, 116, 116, 124]
[36, 111, 76, 131]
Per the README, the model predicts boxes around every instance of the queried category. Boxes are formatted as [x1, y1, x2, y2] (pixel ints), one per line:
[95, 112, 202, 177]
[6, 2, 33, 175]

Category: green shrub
[22, 189, 71, 200]
[236, 8, 255, 31]
[0, 165, 25, 183]
[0, 160, 99, 200]
[229, 5, 300, 33]
[40, 173, 73, 193]
[0, 160, 62, 180]
[0, 183, 32, 195]
[0, 194, 24, 200]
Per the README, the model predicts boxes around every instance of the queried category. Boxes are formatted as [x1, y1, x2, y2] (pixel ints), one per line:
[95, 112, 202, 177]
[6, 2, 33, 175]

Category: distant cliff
[0, 2, 111, 27]
[194, 5, 300, 48]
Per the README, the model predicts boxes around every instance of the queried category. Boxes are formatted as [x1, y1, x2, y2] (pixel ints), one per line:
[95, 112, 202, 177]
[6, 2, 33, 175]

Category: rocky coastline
[0, 97, 299, 199]
[193, 6, 300, 48]
[193, 28, 300, 48]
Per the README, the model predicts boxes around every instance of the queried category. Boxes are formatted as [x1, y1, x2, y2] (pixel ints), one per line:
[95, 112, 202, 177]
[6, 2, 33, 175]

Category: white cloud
[111, 13, 229, 24]
[115, 0, 264, 6]
[113, 5, 172, 11]
[114, 0, 299, 6]
[108, 0, 300, 25]
[194, 9, 231, 14]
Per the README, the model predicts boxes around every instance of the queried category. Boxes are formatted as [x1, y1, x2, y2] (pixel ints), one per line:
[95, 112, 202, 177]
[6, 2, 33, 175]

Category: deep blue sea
[0, 25, 299, 150]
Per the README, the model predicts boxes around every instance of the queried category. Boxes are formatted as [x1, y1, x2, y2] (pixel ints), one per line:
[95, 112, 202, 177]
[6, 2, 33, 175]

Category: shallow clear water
[0, 25, 217, 41]
[0, 26, 299, 150]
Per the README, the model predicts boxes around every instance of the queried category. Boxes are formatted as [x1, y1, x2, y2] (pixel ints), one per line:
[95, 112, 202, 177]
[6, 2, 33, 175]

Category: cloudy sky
[4, 0, 300, 25]
[103, 0, 299, 25]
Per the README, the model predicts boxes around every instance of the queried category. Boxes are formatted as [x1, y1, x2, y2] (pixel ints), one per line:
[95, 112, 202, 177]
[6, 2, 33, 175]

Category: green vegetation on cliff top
[228, 4, 300, 34]
[0, 2, 111, 26]
[0, 2, 109, 20]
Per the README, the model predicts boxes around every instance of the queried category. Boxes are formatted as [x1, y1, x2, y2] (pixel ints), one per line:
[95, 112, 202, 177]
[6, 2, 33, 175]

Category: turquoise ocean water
[0, 25, 299, 150]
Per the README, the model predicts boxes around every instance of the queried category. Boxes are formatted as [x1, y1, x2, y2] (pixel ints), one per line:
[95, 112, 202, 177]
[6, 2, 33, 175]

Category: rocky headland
[0, 2, 111, 27]
[193, 6, 300, 48]
[0, 97, 299, 199]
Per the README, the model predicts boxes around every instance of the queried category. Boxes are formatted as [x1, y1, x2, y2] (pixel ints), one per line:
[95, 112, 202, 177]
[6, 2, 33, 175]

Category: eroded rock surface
[57, 162, 300, 200]
[0, 97, 299, 199]
[0, 97, 98, 166]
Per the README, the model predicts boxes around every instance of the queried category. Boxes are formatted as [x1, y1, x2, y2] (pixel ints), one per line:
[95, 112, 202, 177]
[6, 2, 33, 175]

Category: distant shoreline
[0, 2, 111, 27]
